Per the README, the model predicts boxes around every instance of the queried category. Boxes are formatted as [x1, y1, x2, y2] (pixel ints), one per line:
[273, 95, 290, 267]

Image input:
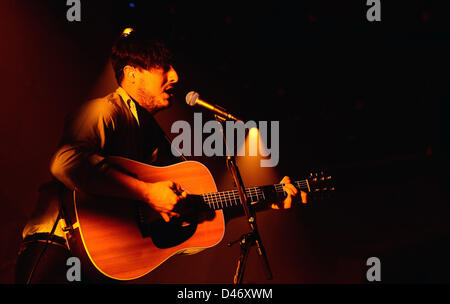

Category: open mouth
[164, 87, 175, 97]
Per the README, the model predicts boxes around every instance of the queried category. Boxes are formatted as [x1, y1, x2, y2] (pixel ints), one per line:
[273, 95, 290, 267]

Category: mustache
[164, 85, 176, 93]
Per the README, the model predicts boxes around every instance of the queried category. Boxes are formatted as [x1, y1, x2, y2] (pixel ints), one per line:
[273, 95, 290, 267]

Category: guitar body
[66, 157, 225, 281]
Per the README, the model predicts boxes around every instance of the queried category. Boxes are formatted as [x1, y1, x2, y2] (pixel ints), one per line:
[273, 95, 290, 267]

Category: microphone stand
[213, 114, 273, 284]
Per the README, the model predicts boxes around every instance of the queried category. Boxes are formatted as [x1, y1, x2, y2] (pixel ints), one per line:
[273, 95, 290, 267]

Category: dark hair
[111, 30, 173, 85]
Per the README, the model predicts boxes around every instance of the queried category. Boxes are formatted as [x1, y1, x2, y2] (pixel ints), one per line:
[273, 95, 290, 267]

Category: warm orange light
[247, 127, 259, 157]
[122, 27, 134, 37]
[243, 127, 270, 158]
[236, 127, 260, 157]
[249, 127, 259, 138]
[231, 127, 279, 187]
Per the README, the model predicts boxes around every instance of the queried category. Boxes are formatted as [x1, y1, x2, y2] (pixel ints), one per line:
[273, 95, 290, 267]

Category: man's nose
[168, 66, 179, 84]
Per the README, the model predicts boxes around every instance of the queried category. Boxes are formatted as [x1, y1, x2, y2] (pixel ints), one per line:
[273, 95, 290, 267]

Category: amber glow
[232, 127, 279, 187]
[122, 27, 134, 37]
[238, 127, 270, 158]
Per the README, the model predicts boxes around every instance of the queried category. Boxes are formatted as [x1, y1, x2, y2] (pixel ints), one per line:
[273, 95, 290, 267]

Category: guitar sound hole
[136, 203, 198, 249]
[146, 218, 197, 249]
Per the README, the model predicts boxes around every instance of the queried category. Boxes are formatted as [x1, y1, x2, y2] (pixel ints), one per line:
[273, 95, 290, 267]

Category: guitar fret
[210, 193, 216, 210]
[207, 193, 212, 209]
[227, 190, 234, 207]
[223, 192, 227, 208]
[222, 192, 226, 208]
[205, 193, 210, 208]
[205, 193, 211, 209]
[222, 191, 226, 208]
[201, 180, 311, 211]
[204, 194, 211, 209]
[216, 193, 221, 210]
[220, 192, 224, 209]
[248, 187, 254, 202]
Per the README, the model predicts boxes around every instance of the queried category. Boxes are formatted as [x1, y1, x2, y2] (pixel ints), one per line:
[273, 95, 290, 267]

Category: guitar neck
[194, 180, 310, 211]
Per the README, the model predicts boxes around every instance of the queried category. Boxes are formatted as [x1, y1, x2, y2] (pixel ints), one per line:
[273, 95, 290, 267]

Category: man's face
[133, 65, 178, 113]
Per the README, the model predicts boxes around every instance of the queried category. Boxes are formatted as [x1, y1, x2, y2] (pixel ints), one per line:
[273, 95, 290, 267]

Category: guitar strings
[201, 181, 309, 210]
[201, 181, 309, 208]
[202, 182, 309, 203]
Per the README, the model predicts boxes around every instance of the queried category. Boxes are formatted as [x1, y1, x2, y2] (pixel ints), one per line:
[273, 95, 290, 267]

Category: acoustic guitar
[62, 156, 333, 281]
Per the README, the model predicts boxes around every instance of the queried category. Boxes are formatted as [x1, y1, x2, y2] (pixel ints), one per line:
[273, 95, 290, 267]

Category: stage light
[233, 127, 279, 187]
[122, 27, 134, 37]
[129, 3, 135, 8]
[248, 127, 259, 139]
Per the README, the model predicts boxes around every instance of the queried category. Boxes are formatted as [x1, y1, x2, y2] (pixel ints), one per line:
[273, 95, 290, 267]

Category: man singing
[15, 29, 305, 283]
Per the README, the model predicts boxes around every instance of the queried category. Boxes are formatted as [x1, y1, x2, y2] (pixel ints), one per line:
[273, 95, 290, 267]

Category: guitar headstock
[306, 171, 335, 200]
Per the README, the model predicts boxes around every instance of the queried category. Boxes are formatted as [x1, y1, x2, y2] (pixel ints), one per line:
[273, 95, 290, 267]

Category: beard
[135, 88, 170, 114]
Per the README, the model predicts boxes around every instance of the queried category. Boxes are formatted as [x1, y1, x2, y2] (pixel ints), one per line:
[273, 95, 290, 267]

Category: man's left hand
[271, 176, 307, 209]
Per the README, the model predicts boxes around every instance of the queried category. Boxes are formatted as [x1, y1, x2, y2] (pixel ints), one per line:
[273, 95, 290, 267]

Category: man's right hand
[144, 181, 187, 222]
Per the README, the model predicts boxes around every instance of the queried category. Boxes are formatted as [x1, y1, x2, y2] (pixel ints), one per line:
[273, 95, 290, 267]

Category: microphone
[185, 91, 242, 122]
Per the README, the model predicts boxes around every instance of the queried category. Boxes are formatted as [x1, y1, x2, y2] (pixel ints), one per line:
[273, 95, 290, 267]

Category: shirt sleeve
[50, 98, 117, 191]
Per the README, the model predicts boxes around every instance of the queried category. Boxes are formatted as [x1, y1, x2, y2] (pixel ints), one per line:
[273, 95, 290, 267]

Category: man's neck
[120, 83, 139, 105]
[120, 83, 159, 115]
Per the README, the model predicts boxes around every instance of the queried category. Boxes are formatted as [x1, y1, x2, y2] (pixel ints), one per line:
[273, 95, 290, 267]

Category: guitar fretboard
[198, 180, 309, 210]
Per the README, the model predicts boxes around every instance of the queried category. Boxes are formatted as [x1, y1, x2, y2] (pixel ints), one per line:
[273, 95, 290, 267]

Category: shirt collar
[116, 87, 140, 126]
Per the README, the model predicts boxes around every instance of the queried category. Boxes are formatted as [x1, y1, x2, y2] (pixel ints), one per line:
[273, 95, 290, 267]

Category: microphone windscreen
[185, 91, 199, 106]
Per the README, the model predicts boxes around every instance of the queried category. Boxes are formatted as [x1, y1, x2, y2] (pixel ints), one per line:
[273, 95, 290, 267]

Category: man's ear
[123, 65, 136, 83]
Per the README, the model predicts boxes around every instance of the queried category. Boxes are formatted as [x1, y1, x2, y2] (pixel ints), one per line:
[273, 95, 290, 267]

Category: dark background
[0, 0, 449, 283]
